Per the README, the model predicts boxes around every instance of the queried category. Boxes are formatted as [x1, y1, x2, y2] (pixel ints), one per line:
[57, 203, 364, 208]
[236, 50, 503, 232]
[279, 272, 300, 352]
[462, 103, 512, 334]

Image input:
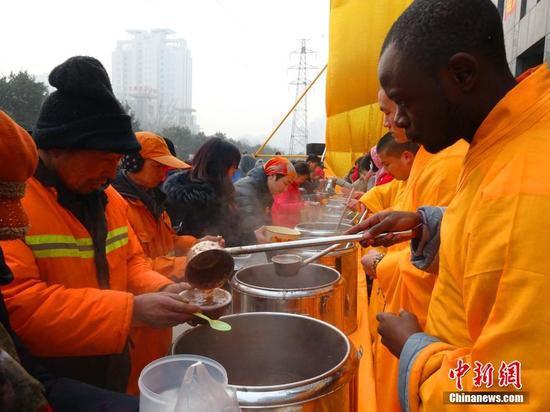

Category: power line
[288, 39, 316, 154]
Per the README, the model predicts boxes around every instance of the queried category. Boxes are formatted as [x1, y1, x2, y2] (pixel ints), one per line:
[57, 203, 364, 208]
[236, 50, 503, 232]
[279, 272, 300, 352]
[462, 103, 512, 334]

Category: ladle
[358, 209, 368, 224]
[193, 312, 232, 332]
[335, 189, 354, 230]
[271, 242, 342, 276]
[186, 230, 414, 286]
[225, 230, 413, 255]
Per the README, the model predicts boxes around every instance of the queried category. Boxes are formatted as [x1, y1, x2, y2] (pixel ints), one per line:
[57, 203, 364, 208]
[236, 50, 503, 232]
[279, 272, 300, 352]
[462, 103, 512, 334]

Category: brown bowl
[180, 288, 233, 324]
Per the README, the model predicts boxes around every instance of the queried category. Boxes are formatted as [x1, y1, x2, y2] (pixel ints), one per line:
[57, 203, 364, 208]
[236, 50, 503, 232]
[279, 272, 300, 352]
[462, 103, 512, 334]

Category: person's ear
[402, 151, 414, 163]
[447, 52, 479, 92]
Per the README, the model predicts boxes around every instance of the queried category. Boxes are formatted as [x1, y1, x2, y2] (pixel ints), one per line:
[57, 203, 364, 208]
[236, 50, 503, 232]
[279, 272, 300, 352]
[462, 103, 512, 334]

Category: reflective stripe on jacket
[25, 226, 129, 259]
[0, 177, 172, 393]
[120, 195, 196, 394]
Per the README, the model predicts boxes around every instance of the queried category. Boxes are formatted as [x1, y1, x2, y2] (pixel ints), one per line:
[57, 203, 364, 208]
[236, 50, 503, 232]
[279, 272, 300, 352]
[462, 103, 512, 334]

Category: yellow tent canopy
[325, 0, 412, 177]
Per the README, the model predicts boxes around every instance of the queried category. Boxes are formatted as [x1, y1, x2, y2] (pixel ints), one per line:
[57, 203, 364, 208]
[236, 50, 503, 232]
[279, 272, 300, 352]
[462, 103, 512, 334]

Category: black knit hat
[33, 56, 140, 154]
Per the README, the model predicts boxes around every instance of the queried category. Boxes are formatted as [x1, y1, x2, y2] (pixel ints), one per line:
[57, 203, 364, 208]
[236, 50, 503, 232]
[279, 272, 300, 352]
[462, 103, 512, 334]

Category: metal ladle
[271, 243, 342, 277]
[270, 205, 378, 276]
[224, 231, 411, 255]
[186, 230, 414, 283]
[335, 189, 354, 230]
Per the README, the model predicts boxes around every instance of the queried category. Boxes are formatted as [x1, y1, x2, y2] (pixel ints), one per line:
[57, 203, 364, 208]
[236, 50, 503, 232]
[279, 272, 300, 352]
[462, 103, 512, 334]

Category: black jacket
[0, 247, 138, 411]
[163, 170, 242, 246]
[234, 166, 273, 245]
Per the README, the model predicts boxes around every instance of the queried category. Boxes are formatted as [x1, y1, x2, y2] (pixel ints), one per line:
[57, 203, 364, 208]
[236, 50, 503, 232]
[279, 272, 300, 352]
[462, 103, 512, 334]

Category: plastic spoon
[193, 312, 232, 331]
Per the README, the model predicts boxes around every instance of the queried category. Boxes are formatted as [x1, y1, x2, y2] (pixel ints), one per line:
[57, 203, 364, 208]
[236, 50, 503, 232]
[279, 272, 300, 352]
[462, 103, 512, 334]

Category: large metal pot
[300, 208, 354, 226]
[172, 312, 359, 411]
[295, 223, 358, 334]
[295, 222, 352, 237]
[317, 212, 354, 225]
[324, 203, 346, 213]
[327, 198, 348, 207]
[231, 263, 345, 331]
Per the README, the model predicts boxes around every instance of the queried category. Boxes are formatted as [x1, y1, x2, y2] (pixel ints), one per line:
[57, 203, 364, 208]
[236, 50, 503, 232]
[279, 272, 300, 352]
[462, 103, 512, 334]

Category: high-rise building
[492, 0, 550, 75]
[112, 29, 197, 132]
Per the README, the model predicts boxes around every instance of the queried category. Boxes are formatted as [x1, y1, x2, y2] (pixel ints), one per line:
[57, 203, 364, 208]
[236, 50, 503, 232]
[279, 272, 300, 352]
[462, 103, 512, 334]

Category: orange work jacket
[121, 195, 197, 394]
[0, 178, 172, 393]
[124, 196, 195, 280]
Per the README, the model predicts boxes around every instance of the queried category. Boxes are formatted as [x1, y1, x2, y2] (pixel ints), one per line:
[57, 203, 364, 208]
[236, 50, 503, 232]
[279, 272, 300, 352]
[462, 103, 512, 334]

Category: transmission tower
[289, 39, 316, 154]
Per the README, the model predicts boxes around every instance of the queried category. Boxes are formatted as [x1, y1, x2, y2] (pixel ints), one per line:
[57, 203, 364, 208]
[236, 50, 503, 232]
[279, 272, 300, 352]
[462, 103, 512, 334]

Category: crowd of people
[0, 54, 331, 410]
[1, 0, 549, 410]
[350, 0, 550, 411]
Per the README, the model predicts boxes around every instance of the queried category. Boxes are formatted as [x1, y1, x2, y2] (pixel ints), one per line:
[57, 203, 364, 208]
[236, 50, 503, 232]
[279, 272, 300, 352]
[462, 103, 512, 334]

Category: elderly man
[351, 0, 550, 410]
[0, 56, 198, 395]
[0, 110, 139, 411]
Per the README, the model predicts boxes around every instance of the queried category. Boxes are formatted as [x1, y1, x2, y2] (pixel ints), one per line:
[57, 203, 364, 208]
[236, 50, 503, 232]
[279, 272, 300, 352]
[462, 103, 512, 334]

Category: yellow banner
[325, 0, 412, 177]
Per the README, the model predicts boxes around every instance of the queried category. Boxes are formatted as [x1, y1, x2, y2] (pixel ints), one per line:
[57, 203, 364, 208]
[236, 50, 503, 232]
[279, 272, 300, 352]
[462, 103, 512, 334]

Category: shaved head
[376, 132, 419, 158]
[376, 132, 419, 181]
[382, 0, 510, 77]
[378, 0, 515, 153]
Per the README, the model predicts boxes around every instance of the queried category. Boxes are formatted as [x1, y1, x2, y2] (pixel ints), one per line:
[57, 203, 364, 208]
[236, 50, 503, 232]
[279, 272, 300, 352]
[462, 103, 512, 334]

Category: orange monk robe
[360, 178, 405, 215]
[348, 263, 379, 412]
[361, 142, 468, 412]
[375, 142, 468, 319]
[405, 66, 550, 411]
[359, 143, 467, 327]
[359, 178, 406, 341]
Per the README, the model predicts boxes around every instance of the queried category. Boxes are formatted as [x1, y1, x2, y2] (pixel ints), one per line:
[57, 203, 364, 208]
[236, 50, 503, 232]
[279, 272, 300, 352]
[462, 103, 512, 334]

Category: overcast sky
[0, 0, 329, 151]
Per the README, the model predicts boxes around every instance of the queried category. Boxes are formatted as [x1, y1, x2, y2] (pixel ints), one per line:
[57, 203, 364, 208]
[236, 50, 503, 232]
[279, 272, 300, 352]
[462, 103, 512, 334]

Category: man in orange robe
[358, 129, 466, 412]
[352, 0, 550, 410]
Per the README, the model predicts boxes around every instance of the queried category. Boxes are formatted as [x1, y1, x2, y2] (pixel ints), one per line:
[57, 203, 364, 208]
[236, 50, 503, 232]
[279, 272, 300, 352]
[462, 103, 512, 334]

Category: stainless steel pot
[327, 198, 348, 207]
[295, 222, 353, 237]
[295, 223, 358, 334]
[316, 212, 354, 225]
[172, 312, 359, 411]
[300, 208, 354, 226]
[231, 263, 345, 330]
[319, 178, 336, 194]
[324, 203, 346, 213]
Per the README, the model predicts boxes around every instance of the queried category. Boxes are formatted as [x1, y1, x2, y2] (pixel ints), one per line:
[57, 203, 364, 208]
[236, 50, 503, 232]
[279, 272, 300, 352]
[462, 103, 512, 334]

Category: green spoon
[193, 312, 232, 332]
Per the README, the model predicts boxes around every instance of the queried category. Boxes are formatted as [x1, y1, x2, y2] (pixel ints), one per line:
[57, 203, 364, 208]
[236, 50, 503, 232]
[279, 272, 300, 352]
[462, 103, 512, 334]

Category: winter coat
[163, 170, 242, 246]
[231, 154, 256, 183]
[0, 177, 172, 395]
[234, 166, 273, 244]
[231, 169, 242, 183]
[0, 248, 139, 411]
[238, 155, 256, 177]
[112, 172, 196, 279]
[271, 182, 304, 228]
[112, 173, 198, 394]
[335, 177, 370, 193]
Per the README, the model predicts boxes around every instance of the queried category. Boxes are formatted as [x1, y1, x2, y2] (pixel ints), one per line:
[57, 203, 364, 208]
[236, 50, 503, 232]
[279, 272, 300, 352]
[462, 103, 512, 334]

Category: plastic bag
[173, 361, 241, 412]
